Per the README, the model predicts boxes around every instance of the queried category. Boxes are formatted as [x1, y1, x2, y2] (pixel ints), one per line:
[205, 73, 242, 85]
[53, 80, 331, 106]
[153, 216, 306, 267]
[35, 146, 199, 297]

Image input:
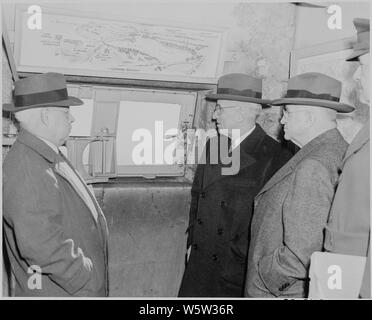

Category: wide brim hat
[3, 72, 84, 112]
[346, 18, 369, 61]
[271, 72, 355, 113]
[206, 73, 271, 107]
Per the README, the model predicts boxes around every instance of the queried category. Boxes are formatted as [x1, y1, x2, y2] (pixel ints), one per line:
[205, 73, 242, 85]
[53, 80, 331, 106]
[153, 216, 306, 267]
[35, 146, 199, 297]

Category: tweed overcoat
[3, 129, 109, 297]
[245, 129, 347, 298]
[324, 124, 370, 298]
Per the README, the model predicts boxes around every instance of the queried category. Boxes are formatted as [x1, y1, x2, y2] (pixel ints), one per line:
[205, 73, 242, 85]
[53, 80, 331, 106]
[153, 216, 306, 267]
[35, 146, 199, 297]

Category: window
[116, 101, 181, 166]
[66, 84, 197, 180]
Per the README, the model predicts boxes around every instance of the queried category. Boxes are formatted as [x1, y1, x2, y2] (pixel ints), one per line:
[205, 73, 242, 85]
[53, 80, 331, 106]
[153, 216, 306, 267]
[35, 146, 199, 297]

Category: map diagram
[17, 13, 225, 81]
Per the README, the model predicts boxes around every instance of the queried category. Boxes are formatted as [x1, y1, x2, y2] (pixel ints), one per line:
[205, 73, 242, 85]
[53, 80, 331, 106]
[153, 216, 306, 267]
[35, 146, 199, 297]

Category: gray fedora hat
[346, 18, 369, 61]
[206, 73, 271, 107]
[271, 72, 355, 113]
[3, 72, 83, 112]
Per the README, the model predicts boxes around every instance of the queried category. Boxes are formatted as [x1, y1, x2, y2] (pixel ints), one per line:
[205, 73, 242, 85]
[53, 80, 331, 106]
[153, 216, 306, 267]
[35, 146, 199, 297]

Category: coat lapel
[256, 159, 294, 197]
[59, 153, 109, 250]
[54, 155, 99, 223]
[202, 125, 264, 189]
[256, 128, 342, 197]
[17, 129, 107, 245]
[55, 153, 109, 249]
[202, 135, 226, 188]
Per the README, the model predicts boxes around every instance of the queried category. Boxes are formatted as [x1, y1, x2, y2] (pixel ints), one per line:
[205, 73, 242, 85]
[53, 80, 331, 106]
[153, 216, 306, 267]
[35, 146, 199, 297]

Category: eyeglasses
[282, 106, 306, 119]
[214, 103, 241, 114]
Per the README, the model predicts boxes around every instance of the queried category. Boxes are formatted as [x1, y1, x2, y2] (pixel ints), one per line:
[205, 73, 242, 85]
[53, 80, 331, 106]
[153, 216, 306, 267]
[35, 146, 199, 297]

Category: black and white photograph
[1, 0, 370, 304]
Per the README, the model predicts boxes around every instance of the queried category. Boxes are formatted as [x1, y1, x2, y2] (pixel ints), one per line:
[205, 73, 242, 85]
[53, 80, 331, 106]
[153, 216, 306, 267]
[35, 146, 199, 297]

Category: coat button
[219, 201, 226, 208]
[212, 254, 218, 261]
[201, 192, 206, 199]
[197, 218, 202, 224]
[217, 228, 223, 235]
[192, 244, 198, 250]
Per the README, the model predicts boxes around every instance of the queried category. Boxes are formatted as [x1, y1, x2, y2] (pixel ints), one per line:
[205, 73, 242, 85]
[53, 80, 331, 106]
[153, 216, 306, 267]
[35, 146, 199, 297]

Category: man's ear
[236, 107, 244, 122]
[40, 108, 49, 125]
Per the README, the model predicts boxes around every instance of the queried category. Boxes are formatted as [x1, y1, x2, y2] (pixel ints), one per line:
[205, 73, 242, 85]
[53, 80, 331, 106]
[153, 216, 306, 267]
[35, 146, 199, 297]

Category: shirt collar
[231, 125, 256, 150]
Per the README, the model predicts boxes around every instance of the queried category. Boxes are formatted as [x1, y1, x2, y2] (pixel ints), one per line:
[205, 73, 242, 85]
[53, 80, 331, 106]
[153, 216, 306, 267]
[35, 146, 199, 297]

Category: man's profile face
[280, 105, 309, 143]
[46, 107, 75, 146]
[354, 53, 370, 104]
[212, 99, 259, 135]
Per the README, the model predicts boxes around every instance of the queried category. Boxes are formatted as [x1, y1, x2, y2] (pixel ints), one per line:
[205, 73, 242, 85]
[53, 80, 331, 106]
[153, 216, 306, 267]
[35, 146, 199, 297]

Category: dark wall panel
[94, 181, 190, 297]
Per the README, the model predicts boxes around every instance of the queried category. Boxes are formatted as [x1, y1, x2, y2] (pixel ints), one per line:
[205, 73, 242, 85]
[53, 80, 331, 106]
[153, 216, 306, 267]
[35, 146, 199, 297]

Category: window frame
[66, 82, 201, 179]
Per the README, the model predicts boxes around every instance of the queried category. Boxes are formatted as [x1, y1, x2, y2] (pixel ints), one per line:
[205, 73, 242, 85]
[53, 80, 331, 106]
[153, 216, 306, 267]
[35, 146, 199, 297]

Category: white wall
[294, 1, 370, 49]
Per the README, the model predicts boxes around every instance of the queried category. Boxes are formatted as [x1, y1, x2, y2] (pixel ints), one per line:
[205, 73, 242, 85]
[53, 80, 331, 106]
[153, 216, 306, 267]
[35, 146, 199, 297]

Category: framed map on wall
[14, 6, 227, 84]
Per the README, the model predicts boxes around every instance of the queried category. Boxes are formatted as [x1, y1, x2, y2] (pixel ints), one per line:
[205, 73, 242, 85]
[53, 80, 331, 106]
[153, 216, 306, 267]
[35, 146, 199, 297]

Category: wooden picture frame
[14, 5, 227, 84]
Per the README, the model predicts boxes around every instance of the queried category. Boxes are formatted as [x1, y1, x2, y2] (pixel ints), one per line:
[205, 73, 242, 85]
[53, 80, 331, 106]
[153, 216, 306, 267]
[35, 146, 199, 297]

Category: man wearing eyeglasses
[245, 72, 354, 298]
[3, 73, 108, 297]
[178, 73, 292, 297]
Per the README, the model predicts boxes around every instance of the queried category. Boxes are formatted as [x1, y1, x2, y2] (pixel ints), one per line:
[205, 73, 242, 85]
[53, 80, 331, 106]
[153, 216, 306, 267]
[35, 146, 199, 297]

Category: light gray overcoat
[324, 124, 370, 298]
[245, 129, 347, 298]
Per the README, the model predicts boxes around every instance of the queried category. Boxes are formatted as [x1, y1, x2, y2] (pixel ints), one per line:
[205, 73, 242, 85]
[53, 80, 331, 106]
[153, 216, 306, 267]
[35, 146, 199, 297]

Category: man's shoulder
[295, 134, 348, 180]
[309, 132, 348, 166]
[4, 140, 52, 179]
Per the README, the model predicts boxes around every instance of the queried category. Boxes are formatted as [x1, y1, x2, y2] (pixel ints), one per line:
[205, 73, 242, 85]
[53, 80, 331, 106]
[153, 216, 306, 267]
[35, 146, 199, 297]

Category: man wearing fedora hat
[245, 72, 353, 298]
[324, 18, 370, 298]
[178, 73, 292, 297]
[3, 73, 109, 297]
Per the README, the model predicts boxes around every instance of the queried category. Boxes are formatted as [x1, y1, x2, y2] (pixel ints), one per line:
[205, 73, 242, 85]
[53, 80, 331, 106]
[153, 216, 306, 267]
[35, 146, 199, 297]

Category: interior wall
[294, 1, 370, 49]
[2, 1, 297, 297]
[2, 1, 296, 138]
[292, 2, 370, 137]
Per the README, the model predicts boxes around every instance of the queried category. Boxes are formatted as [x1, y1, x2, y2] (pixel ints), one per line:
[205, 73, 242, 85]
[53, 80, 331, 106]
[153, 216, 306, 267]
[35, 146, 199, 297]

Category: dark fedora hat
[206, 73, 271, 106]
[346, 18, 369, 61]
[271, 72, 355, 113]
[3, 72, 84, 112]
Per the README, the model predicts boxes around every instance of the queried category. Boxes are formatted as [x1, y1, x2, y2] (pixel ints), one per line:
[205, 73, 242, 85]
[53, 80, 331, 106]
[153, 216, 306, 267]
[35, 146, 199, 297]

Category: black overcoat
[178, 124, 292, 297]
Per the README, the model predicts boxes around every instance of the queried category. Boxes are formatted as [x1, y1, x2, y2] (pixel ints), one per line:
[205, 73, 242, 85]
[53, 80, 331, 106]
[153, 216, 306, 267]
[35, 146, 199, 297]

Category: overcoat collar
[256, 128, 343, 197]
[202, 124, 266, 189]
[17, 128, 58, 164]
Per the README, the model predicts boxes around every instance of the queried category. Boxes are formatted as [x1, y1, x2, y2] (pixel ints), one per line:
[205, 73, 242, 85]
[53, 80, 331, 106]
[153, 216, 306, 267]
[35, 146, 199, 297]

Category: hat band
[285, 89, 339, 102]
[14, 88, 68, 107]
[218, 88, 262, 99]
